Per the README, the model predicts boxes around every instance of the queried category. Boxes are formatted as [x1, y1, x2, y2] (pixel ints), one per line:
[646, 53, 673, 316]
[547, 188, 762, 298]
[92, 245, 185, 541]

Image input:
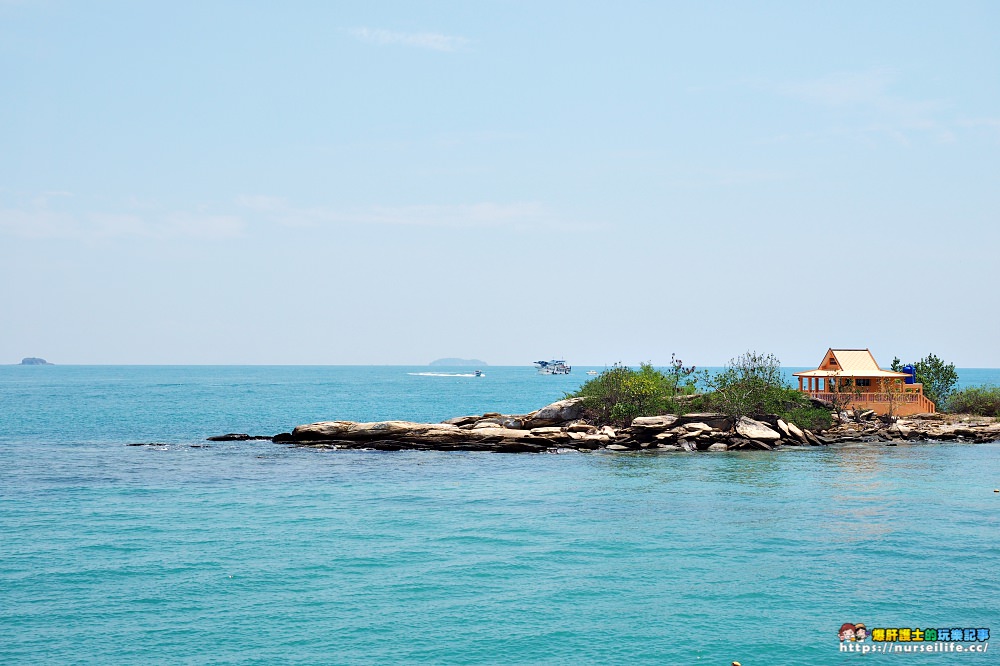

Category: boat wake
[408, 372, 485, 378]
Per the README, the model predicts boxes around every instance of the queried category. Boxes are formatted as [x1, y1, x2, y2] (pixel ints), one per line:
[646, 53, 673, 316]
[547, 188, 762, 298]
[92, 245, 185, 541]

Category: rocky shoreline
[208, 398, 1000, 452]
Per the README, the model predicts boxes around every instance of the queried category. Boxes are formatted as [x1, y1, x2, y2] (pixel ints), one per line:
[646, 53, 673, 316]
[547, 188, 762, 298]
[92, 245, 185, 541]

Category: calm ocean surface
[2, 365, 999, 664]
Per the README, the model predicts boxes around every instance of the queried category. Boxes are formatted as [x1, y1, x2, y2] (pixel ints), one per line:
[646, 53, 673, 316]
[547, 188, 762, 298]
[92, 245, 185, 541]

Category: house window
[829, 358, 837, 365]
[856, 378, 871, 387]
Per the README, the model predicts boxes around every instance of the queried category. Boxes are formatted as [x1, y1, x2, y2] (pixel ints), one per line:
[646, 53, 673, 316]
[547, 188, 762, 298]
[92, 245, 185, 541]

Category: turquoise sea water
[2, 366, 999, 664]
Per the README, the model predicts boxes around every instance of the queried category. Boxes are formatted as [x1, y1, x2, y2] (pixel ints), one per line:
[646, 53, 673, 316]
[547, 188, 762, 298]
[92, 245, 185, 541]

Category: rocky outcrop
[20, 357, 51, 365]
[825, 411, 1000, 444]
[229, 398, 1000, 454]
[273, 397, 828, 453]
[290, 419, 552, 453]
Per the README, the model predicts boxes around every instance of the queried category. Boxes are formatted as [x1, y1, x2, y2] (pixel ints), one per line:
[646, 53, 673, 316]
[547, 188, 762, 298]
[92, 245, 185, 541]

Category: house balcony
[802, 390, 936, 416]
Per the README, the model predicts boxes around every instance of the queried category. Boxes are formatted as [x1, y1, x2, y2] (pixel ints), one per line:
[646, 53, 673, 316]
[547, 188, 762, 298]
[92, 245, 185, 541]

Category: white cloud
[958, 117, 1000, 139]
[0, 208, 79, 239]
[753, 69, 955, 144]
[236, 196, 587, 232]
[0, 207, 245, 240]
[348, 27, 469, 52]
[776, 68, 897, 107]
[1, 195, 584, 241]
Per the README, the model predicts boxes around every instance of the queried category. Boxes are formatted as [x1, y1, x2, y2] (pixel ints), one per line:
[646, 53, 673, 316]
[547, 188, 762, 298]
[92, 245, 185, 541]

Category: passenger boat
[534, 360, 571, 375]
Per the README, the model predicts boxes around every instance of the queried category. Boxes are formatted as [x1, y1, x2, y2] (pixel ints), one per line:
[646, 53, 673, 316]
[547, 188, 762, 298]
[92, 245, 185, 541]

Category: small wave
[407, 372, 484, 378]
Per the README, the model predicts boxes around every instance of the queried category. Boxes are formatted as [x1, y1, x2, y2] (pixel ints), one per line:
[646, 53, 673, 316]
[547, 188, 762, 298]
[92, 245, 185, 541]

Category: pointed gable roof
[828, 349, 880, 374]
[793, 348, 909, 378]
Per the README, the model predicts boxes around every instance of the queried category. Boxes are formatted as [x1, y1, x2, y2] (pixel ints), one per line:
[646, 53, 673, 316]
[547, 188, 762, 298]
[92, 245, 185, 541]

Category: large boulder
[292, 420, 356, 440]
[463, 427, 535, 443]
[292, 420, 463, 442]
[735, 417, 781, 441]
[441, 415, 480, 427]
[631, 415, 679, 429]
[786, 421, 807, 443]
[523, 398, 585, 427]
[674, 413, 734, 430]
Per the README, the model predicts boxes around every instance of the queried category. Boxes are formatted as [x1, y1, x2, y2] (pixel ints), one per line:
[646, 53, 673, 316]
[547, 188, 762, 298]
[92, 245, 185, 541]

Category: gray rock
[528, 430, 571, 444]
[441, 415, 480, 427]
[887, 423, 908, 439]
[523, 398, 585, 427]
[464, 426, 535, 443]
[735, 417, 781, 441]
[675, 413, 734, 430]
[727, 436, 752, 449]
[630, 415, 679, 429]
[684, 422, 714, 433]
[207, 433, 251, 441]
[566, 422, 596, 433]
[786, 421, 807, 443]
[707, 442, 728, 451]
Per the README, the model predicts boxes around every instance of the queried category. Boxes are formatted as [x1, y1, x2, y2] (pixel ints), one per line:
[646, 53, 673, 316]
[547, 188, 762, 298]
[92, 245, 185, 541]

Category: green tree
[913, 353, 958, 408]
[891, 353, 958, 408]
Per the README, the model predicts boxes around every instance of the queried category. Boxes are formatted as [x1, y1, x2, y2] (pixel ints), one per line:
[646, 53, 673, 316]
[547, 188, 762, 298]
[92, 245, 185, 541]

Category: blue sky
[2, 1, 998, 365]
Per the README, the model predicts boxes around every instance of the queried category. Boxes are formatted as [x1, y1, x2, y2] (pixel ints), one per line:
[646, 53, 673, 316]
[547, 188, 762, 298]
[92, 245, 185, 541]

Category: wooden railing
[806, 392, 935, 413]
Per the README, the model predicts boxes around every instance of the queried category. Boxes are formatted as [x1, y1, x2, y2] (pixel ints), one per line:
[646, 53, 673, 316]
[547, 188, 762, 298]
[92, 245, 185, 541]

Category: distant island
[20, 357, 52, 365]
[429, 358, 487, 367]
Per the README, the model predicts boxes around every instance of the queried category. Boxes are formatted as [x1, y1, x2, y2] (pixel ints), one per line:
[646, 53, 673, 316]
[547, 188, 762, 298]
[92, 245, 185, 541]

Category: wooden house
[793, 348, 935, 416]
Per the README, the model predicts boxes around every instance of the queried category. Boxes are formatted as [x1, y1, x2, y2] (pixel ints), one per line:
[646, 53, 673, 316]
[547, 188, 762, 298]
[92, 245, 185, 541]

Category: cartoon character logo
[840, 623, 857, 642]
[854, 623, 867, 642]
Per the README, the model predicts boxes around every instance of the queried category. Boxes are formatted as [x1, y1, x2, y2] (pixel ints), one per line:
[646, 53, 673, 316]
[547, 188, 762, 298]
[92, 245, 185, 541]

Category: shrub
[702, 351, 786, 419]
[779, 395, 834, 431]
[946, 385, 1000, 417]
[570, 361, 697, 426]
[665, 353, 698, 397]
[702, 351, 833, 430]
